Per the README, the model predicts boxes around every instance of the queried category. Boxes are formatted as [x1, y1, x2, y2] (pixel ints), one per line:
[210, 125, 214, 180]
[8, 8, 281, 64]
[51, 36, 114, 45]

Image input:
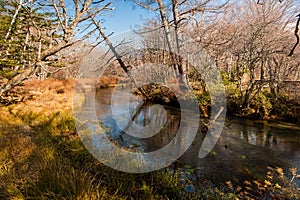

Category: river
[82, 87, 300, 187]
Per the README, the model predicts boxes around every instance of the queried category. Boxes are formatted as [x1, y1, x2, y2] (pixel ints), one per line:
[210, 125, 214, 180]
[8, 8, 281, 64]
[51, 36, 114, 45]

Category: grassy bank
[1, 108, 299, 199]
[0, 79, 299, 199]
[0, 96, 229, 199]
[0, 79, 228, 199]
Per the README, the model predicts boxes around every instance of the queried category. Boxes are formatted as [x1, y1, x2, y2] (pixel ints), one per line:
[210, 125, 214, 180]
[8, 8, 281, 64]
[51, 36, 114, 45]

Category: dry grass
[18, 79, 75, 112]
[0, 79, 228, 199]
[0, 107, 230, 199]
[0, 79, 299, 199]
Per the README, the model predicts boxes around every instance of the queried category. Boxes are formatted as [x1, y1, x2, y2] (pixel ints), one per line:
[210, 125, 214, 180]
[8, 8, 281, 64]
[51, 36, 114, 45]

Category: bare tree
[194, 0, 299, 109]
[0, 0, 111, 99]
[132, 0, 228, 91]
[257, 0, 300, 56]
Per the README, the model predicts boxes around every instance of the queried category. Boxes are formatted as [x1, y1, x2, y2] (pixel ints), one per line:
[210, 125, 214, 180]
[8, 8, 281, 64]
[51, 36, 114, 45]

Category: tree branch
[288, 14, 300, 56]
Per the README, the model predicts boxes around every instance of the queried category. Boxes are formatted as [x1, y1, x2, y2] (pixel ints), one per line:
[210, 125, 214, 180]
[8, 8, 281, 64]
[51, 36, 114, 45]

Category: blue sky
[101, 0, 155, 34]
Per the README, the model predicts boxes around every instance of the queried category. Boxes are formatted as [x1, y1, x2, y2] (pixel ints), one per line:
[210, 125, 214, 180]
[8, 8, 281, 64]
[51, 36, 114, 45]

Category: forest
[0, 0, 300, 199]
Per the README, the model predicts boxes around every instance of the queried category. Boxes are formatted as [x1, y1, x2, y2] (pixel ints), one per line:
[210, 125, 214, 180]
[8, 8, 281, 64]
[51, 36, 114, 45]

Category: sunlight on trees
[0, 0, 112, 99]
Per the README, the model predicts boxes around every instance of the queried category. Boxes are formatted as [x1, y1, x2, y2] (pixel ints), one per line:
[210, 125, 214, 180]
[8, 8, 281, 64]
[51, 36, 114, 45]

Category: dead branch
[89, 13, 149, 99]
[288, 14, 300, 56]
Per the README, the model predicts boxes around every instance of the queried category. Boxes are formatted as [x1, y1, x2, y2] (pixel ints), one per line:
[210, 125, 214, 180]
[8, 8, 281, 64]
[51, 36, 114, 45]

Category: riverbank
[132, 81, 300, 123]
[0, 79, 299, 199]
[6, 78, 299, 123]
[0, 79, 231, 199]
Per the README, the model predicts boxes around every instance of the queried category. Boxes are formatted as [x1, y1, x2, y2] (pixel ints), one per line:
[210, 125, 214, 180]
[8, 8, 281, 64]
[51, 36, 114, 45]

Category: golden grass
[0, 80, 220, 199]
[0, 79, 298, 199]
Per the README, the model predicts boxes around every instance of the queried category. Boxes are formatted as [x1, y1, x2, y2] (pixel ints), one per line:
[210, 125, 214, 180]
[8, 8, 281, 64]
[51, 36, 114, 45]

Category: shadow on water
[93, 88, 300, 187]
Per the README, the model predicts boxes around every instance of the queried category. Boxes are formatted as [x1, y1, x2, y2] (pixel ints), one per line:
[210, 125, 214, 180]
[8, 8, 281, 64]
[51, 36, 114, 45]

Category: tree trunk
[90, 14, 149, 99]
[0, 66, 36, 97]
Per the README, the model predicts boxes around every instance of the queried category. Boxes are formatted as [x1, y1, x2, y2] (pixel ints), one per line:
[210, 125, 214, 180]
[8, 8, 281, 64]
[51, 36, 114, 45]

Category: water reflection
[94, 88, 300, 186]
[239, 130, 278, 147]
[227, 119, 300, 153]
[95, 88, 179, 149]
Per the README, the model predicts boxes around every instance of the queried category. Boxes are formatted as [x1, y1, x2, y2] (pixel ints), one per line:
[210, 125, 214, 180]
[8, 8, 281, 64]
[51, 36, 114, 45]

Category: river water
[88, 88, 300, 187]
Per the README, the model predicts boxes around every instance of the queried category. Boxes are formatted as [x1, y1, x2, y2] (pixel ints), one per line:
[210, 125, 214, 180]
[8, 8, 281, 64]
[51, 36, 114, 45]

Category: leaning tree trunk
[89, 14, 149, 99]
[0, 65, 37, 97]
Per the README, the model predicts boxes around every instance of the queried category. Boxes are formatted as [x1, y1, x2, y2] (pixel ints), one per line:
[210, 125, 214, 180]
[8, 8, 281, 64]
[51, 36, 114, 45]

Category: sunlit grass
[0, 106, 229, 199]
[0, 101, 299, 199]
[226, 167, 300, 199]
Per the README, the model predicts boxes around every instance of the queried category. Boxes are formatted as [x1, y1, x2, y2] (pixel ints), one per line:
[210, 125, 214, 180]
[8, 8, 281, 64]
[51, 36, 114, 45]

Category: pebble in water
[184, 184, 196, 193]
